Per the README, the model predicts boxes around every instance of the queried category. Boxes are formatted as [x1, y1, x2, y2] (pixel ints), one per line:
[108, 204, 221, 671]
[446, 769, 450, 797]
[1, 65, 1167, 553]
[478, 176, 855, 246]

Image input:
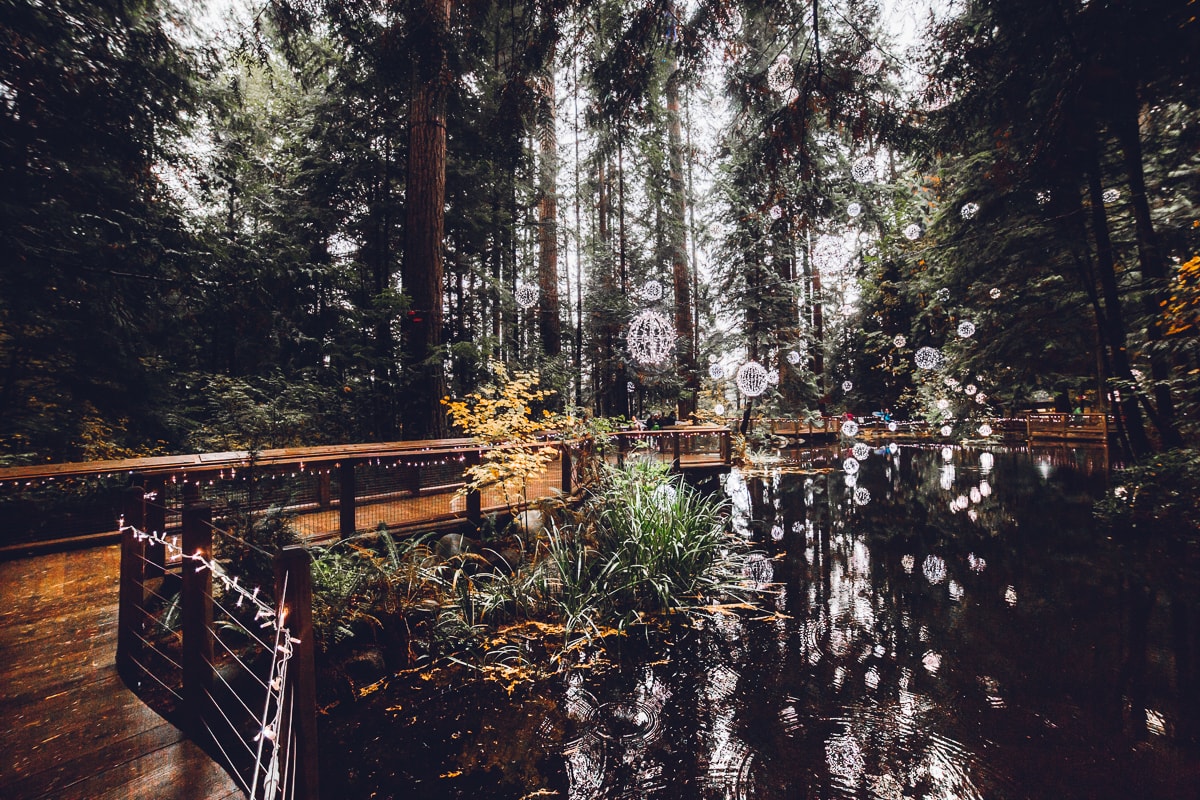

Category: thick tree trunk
[666, 60, 697, 419]
[401, 0, 451, 439]
[536, 72, 562, 363]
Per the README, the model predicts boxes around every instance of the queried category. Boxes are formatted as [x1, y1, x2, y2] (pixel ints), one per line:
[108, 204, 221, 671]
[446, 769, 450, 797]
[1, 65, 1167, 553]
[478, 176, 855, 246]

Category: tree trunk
[666, 59, 697, 419]
[536, 71, 562, 363]
[401, 0, 451, 440]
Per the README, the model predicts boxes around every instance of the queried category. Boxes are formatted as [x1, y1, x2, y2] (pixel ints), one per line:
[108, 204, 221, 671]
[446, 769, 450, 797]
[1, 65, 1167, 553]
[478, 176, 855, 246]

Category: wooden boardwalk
[0, 546, 242, 800]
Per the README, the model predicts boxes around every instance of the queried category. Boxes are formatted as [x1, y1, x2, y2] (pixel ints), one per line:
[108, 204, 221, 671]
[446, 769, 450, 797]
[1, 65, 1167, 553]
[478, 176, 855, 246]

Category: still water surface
[325, 445, 1200, 799]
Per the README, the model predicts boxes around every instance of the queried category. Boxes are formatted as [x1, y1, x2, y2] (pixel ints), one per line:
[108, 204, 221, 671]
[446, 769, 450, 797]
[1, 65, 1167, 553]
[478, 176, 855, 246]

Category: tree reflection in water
[322, 444, 1200, 800]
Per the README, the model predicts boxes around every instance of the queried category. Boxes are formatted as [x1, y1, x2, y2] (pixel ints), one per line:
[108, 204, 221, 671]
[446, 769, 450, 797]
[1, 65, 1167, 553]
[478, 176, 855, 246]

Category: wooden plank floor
[0, 546, 243, 800]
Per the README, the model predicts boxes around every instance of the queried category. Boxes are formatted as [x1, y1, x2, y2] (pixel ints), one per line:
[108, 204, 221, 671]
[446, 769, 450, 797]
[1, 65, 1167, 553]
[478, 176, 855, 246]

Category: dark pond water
[322, 444, 1200, 799]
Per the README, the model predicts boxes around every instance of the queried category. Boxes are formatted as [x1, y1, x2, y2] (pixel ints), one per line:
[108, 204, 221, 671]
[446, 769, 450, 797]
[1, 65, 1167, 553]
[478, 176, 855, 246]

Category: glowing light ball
[708, 363, 725, 380]
[968, 553, 986, 572]
[1005, 586, 1018, 606]
[1102, 188, 1119, 204]
[857, 49, 882, 75]
[842, 380, 853, 392]
[854, 487, 871, 506]
[957, 320, 976, 338]
[979, 452, 994, 472]
[714, 403, 725, 416]
[767, 55, 791, 92]
[942, 446, 954, 461]
[902, 554, 915, 572]
[825, 734, 864, 782]
[903, 223, 922, 240]
[767, 368, 780, 385]
[989, 287, 1002, 299]
[787, 350, 801, 364]
[1036, 189, 1051, 206]
[976, 393, 988, 404]
[923, 555, 946, 584]
[851, 155, 877, 183]
[627, 309, 674, 365]
[969, 487, 982, 504]
[887, 421, 898, 432]
[769, 204, 783, 220]
[936, 398, 950, 411]
[893, 334, 907, 348]
[960, 202, 979, 220]
[626, 381, 635, 393]
[735, 361, 769, 397]
[936, 287, 951, 303]
[652, 484, 677, 507]
[843, 457, 860, 475]
[812, 235, 847, 273]
[978, 423, 993, 437]
[939, 424, 952, 436]
[965, 384, 977, 396]
[847, 201, 862, 218]
[515, 286, 539, 308]
[841, 419, 860, 437]
[915, 346, 944, 370]
[852, 442, 870, 460]
[640, 279, 663, 301]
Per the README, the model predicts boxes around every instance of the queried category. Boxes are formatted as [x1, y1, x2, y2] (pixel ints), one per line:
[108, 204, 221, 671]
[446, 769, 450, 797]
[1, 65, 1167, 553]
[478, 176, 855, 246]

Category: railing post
[181, 501, 214, 734]
[465, 450, 482, 525]
[560, 443, 573, 495]
[143, 475, 166, 581]
[617, 432, 626, 469]
[720, 429, 731, 465]
[275, 546, 320, 800]
[117, 485, 146, 684]
[338, 460, 357, 539]
[672, 431, 682, 469]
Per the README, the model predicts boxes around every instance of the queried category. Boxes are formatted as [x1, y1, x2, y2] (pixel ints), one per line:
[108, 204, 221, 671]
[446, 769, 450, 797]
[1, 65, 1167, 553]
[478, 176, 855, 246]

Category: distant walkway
[0, 546, 241, 800]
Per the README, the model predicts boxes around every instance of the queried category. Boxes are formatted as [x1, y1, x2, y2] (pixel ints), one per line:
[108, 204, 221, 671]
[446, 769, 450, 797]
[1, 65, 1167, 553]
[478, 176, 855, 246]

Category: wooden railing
[1024, 412, 1111, 442]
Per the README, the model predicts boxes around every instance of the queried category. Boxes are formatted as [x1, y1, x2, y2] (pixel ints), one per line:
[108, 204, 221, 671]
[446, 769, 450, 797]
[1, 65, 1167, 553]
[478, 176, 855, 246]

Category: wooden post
[560, 443, 573, 495]
[143, 475, 166, 581]
[338, 461, 357, 539]
[181, 501, 214, 734]
[720, 429, 731, 465]
[275, 547, 320, 800]
[672, 431, 682, 470]
[616, 432, 626, 469]
[317, 471, 332, 509]
[465, 450, 482, 525]
[117, 485, 146, 684]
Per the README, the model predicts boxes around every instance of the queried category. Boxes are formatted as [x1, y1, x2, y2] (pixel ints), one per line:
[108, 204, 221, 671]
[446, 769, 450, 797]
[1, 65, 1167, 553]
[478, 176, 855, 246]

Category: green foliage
[1094, 449, 1200, 536]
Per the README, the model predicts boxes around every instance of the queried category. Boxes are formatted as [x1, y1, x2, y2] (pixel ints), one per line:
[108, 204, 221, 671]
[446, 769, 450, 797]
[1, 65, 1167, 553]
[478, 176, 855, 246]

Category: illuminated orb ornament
[1036, 189, 1051, 206]
[769, 204, 783, 220]
[735, 361, 769, 397]
[970, 487, 982, 504]
[989, 287, 1002, 300]
[841, 419, 860, 437]
[980, 452, 994, 472]
[902, 554, 915, 573]
[767, 368, 781, 385]
[936, 398, 950, 411]
[965, 384, 977, 396]
[812, 235, 848, 273]
[714, 403, 725, 416]
[627, 309, 674, 365]
[976, 393, 988, 404]
[826, 734, 865, 783]
[515, 286, 539, 309]
[843, 457, 860, 475]
[942, 446, 954, 462]
[857, 49, 883, 76]
[893, 334, 907, 348]
[708, 363, 725, 380]
[851, 155, 877, 183]
[888, 421, 898, 432]
[923, 554, 947, 584]
[915, 346, 944, 370]
[923, 650, 942, 673]
[847, 201, 862, 218]
[957, 320, 976, 338]
[1005, 586, 1018, 606]
[626, 381, 635, 393]
[842, 380, 854, 392]
[787, 350, 801, 365]
[903, 223, 922, 240]
[1102, 188, 1120, 204]
[960, 201, 980, 220]
[940, 425, 953, 436]
[968, 553, 987, 572]
[640, 279, 664, 301]
[936, 287, 951, 303]
[978, 423, 993, 437]
[852, 442, 871, 460]
[767, 55, 791, 92]
[853, 486, 871, 506]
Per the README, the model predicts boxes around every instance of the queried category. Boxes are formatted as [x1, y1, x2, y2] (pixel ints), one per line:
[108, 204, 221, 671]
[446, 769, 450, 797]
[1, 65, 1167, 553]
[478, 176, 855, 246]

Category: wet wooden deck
[0, 546, 242, 800]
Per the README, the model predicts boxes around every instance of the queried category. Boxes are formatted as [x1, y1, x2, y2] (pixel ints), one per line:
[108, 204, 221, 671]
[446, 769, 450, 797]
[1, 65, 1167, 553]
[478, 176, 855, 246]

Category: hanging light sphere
[957, 320, 976, 338]
[936, 398, 950, 411]
[989, 287, 1002, 300]
[708, 363, 725, 380]
[735, 361, 769, 397]
[714, 403, 725, 416]
[851, 156, 877, 183]
[915, 346, 944, 370]
[935, 287, 951, 303]
[857, 49, 883, 76]
[515, 286, 539, 308]
[1036, 189, 1052, 206]
[903, 223, 922, 240]
[893, 334, 907, 348]
[960, 202, 980, 220]
[888, 421, 899, 432]
[847, 201, 862, 218]
[769, 204, 783, 220]
[767, 55, 792, 92]
[854, 486, 871, 506]
[842, 380, 854, 392]
[976, 393, 988, 404]
[1102, 188, 1120, 204]
[841, 419, 860, 437]
[626, 381, 635, 393]
[852, 442, 871, 461]
[640, 279, 664, 301]
[978, 423, 993, 437]
[813, 235, 847, 273]
[940, 424, 953, 436]
[767, 368, 781, 385]
[627, 309, 674, 365]
[787, 350, 801, 365]
[843, 457, 860, 475]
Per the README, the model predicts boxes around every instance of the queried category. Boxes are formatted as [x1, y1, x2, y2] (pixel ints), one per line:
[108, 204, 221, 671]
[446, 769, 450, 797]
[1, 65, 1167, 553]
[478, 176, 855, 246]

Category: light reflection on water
[332, 444, 1200, 800]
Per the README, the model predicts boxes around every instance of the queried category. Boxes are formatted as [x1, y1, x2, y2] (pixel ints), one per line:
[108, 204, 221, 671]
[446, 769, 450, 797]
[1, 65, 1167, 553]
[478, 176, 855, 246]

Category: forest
[1, 0, 1198, 464]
